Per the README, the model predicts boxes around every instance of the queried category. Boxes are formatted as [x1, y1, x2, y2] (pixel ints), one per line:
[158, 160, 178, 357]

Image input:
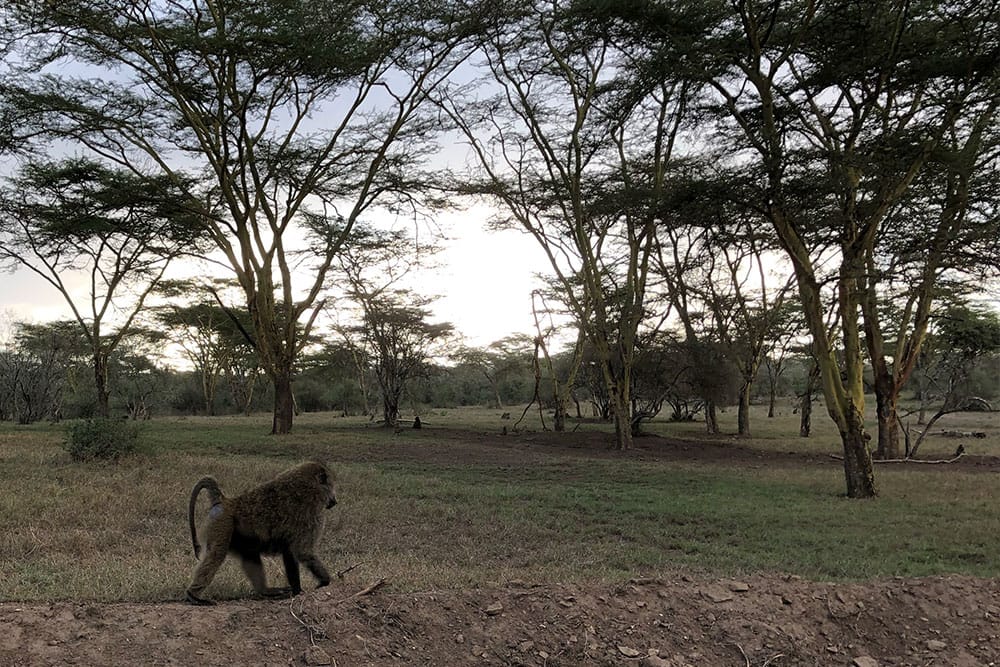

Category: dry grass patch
[2, 407, 999, 602]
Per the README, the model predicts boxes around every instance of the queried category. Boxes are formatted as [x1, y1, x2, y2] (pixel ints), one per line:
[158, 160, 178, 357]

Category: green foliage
[938, 306, 1000, 357]
[63, 418, 140, 462]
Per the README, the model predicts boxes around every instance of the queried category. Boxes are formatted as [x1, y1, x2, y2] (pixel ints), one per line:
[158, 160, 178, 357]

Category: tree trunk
[382, 384, 401, 428]
[271, 371, 294, 434]
[553, 401, 566, 432]
[607, 383, 633, 450]
[873, 389, 901, 459]
[767, 377, 777, 418]
[94, 352, 111, 419]
[705, 400, 719, 434]
[203, 370, 216, 417]
[737, 383, 751, 436]
[799, 360, 820, 437]
[595, 347, 632, 450]
[613, 408, 633, 450]
[871, 357, 903, 459]
[241, 377, 256, 416]
[799, 393, 812, 437]
[917, 384, 928, 425]
[551, 378, 573, 433]
[840, 403, 878, 498]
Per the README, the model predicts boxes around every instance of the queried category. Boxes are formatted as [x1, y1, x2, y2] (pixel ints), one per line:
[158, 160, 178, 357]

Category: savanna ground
[2, 404, 1000, 666]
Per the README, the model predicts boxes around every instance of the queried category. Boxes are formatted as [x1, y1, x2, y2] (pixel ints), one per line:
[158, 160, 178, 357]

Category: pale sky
[423, 213, 553, 346]
[0, 206, 555, 351]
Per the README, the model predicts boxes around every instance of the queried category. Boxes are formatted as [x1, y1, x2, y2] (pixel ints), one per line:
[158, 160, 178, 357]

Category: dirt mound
[3, 574, 999, 666]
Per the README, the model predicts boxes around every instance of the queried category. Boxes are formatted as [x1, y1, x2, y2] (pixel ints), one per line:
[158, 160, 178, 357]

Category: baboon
[185, 460, 337, 605]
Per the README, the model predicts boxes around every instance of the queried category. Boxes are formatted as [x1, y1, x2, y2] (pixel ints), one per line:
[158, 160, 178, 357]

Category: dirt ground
[2, 573, 999, 666]
[4, 426, 1000, 666]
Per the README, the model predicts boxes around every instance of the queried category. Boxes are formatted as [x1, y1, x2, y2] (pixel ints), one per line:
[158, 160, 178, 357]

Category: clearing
[2, 409, 1000, 666]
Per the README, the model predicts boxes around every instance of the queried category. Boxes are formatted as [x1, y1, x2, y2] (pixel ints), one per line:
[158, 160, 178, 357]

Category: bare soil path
[3, 574, 1000, 666]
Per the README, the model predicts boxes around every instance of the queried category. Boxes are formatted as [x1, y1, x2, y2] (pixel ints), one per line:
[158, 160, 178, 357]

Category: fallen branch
[829, 451, 965, 464]
[291, 577, 389, 639]
[936, 430, 986, 438]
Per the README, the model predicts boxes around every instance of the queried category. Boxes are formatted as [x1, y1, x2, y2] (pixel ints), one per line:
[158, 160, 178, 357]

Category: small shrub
[63, 418, 140, 462]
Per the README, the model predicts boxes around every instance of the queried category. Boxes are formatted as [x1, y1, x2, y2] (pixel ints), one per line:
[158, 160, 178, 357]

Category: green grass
[1, 405, 998, 602]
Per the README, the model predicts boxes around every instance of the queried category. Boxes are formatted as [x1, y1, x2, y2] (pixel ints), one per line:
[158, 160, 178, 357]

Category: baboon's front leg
[296, 551, 331, 589]
[282, 549, 302, 594]
[241, 552, 292, 599]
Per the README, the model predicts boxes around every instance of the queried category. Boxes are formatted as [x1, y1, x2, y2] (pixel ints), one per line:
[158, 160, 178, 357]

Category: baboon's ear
[317, 470, 329, 485]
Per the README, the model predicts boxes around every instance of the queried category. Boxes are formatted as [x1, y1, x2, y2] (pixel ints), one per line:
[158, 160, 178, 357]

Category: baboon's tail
[189, 476, 225, 559]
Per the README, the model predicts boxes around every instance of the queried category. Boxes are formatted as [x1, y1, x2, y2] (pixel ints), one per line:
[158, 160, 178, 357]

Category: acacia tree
[704, 1, 1000, 495]
[327, 222, 449, 426]
[862, 115, 1000, 458]
[906, 305, 1000, 457]
[154, 289, 256, 416]
[0, 159, 199, 418]
[676, 199, 796, 438]
[651, 192, 759, 435]
[527, 289, 587, 432]
[346, 290, 453, 427]
[0, 321, 84, 423]
[111, 329, 170, 420]
[330, 328, 374, 417]
[454, 334, 534, 410]
[442, 0, 690, 450]
[651, 214, 722, 432]
[577, 0, 1000, 496]
[762, 302, 802, 419]
[2, 0, 478, 433]
[589, 0, 1000, 496]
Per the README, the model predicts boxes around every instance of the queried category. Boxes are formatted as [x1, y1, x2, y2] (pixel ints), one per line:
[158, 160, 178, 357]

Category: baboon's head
[313, 462, 337, 509]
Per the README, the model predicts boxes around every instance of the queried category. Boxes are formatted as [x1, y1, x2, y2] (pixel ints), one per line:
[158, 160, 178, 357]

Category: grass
[1, 404, 998, 602]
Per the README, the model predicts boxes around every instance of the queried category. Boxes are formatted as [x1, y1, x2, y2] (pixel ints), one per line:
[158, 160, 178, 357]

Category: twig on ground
[353, 578, 387, 597]
[335, 578, 388, 604]
[290, 580, 387, 645]
[336, 561, 364, 579]
[734, 643, 751, 667]
[289, 593, 328, 645]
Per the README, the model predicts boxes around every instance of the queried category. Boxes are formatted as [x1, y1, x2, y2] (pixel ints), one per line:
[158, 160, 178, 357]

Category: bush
[63, 418, 140, 462]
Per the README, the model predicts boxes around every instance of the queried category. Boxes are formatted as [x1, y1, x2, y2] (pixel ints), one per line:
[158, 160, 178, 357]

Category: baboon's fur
[185, 460, 337, 605]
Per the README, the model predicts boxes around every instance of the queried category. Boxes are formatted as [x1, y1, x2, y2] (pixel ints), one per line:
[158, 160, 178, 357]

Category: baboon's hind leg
[186, 544, 228, 605]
